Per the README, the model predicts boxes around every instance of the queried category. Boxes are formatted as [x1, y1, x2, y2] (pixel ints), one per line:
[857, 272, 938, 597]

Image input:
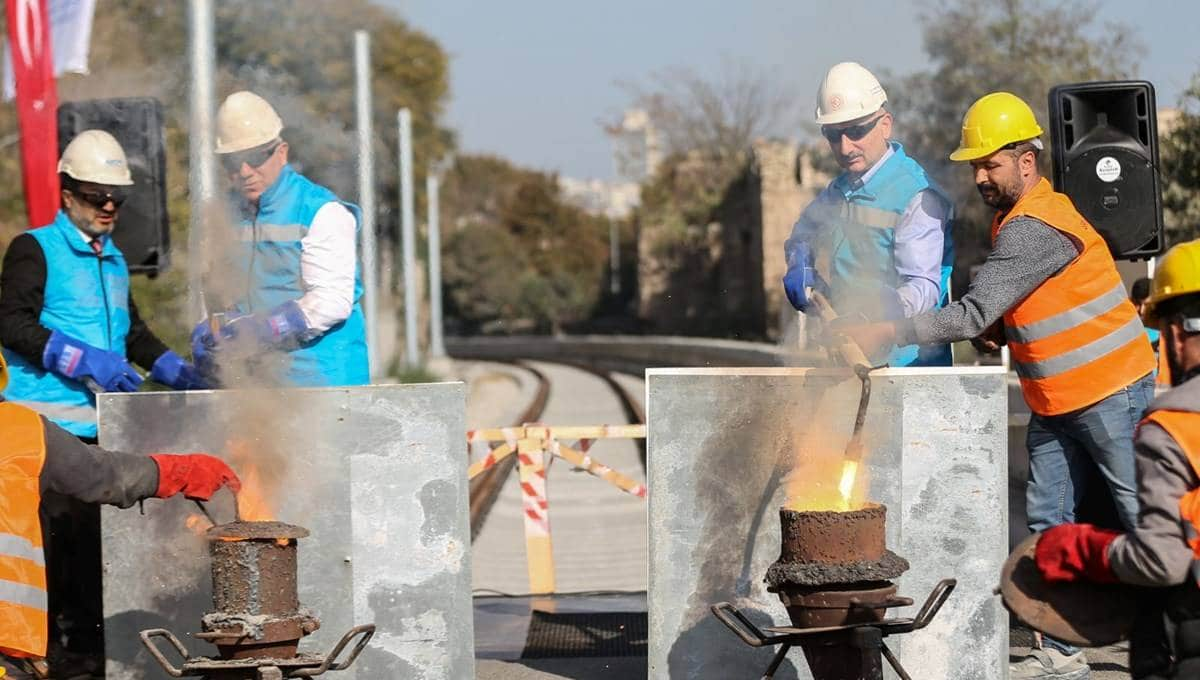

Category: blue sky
[389, 1, 1200, 181]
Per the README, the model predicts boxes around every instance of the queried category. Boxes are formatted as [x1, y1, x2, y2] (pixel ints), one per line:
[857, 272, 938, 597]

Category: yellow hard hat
[215, 91, 284, 154]
[1143, 239, 1200, 326]
[0, 349, 8, 392]
[58, 130, 134, 186]
[949, 92, 1044, 162]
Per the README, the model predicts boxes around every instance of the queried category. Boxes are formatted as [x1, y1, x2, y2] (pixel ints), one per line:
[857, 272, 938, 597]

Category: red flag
[6, 0, 60, 227]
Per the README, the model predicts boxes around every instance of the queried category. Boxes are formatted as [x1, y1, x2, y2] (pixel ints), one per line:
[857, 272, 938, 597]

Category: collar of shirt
[73, 225, 104, 251]
[849, 143, 895, 189]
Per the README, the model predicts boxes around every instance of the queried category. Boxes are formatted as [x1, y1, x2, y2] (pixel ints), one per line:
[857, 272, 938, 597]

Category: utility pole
[427, 166, 446, 358]
[354, 31, 378, 379]
[187, 0, 216, 322]
[398, 109, 419, 368]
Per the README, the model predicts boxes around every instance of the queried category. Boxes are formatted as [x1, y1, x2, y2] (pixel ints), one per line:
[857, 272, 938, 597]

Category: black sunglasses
[221, 143, 280, 174]
[821, 114, 887, 144]
[75, 188, 128, 209]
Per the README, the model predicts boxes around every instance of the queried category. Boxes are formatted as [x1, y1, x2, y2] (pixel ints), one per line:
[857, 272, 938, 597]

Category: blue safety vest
[2, 211, 131, 437]
[815, 143, 954, 367]
[232, 165, 369, 386]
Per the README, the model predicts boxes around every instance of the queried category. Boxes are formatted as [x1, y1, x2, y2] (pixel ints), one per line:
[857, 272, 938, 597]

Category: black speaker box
[57, 97, 170, 275]
[1048, 81, 1163, 260]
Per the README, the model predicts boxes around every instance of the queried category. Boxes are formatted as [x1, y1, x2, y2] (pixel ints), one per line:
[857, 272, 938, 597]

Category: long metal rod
[427, 170, 445, 358]
[187, 0, 216, 322]
[354, 31, 378, 379]
[398, 108, 419, 368]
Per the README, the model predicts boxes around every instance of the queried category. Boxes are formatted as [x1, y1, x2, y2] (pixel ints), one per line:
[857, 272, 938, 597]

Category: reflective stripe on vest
[0, 402, 49, 658]
[237, 223, 307, 243]
[992, 178, 1155, 416]
[1142, 411, 1200, 577]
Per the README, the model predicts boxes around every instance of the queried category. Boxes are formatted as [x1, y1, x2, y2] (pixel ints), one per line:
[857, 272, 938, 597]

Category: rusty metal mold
[208, 521, 310, 541]
[766, 505, 909, 588]
[202, 521, 319, 660]
[766, 551, 909, 588]
[140, 519, 373, 678]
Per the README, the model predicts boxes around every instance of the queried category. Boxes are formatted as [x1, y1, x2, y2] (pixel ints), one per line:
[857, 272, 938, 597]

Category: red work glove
[1035, 523, 1122, 584]
[150, 454, 243, 501]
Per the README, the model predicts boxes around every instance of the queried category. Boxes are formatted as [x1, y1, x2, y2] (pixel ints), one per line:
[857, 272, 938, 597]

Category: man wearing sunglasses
[783, 61, 954, 366]
[0, 129, 206, 673]
[191, 91, 368, 388]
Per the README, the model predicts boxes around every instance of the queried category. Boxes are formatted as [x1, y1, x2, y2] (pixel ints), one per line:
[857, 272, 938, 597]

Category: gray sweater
[39, 415, 159, 508]
[896, 216, 1080, 346]
[1107, 377, 1200, 587]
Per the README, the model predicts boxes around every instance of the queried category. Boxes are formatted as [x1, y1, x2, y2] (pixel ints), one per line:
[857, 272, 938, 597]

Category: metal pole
[398, 108, 420, 367]
[427, 170, 445, 358]
[187, 0, 216, 322]
[609, 220, 620, 296]
[354, 31, 378, 379]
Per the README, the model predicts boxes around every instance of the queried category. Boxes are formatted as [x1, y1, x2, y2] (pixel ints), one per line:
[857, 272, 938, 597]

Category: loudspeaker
[1048, 81, 1163, 260]
[57, 97, 170, 275]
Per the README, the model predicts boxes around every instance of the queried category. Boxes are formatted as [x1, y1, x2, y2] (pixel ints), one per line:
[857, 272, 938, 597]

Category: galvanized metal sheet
[98, 384, 473, 680]
[646, 367, 1008, 680]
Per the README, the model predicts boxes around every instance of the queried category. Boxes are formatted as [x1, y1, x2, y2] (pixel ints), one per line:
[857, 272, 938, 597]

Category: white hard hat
[58, 130, 134, 186]
[815, 62, 888, 126]
[215, 91, 284, 154]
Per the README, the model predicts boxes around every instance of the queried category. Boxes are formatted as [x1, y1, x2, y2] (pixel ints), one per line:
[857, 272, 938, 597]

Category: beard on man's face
[977, 180, 1017, 210]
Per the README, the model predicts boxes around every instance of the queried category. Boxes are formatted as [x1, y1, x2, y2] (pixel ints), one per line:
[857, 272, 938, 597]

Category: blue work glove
[782, 243, 828, 312]
[191, 319, 217, 372]
[42, 330, 143, 392]
[150, 349, 209, 390]
[220, 300, 311, 349]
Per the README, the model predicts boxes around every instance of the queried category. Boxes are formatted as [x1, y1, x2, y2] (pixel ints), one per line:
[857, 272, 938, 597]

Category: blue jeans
[1026, 372, 1155, 533]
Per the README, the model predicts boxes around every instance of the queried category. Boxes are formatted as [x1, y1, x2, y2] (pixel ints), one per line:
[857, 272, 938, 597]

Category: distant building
[607, 108, 662, 184]
[557, 176, 641, 220]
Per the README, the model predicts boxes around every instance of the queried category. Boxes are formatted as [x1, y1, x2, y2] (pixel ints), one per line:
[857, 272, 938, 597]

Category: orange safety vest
[1146, 410, 1200, 574]
[991, 178, 1155, 416]
[0, 402, 49, 658]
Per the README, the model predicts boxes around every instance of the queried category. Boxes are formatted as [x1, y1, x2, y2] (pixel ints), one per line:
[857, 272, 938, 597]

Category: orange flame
[784, 427, 869, 513]
[227, 439, 279, 522]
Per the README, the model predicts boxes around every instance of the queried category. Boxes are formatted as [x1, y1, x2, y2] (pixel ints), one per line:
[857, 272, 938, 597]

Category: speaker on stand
[1048, 81, 1164, 260]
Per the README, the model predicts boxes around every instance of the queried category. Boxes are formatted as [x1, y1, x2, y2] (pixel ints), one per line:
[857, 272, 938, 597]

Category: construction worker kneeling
[1035, 240, 1200, 680]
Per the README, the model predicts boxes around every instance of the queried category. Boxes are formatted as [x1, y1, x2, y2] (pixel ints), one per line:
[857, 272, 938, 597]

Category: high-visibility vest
[1145, 410, 1200, 579]
[991, 178, 1154, 415]
[0, 403, 48, 658]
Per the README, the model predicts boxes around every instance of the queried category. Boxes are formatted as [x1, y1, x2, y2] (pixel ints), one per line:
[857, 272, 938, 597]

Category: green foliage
[890, 0, 1143, 279]
[1162, 75, 1200, 243]
[0, 1, 452, 354]
[440, 155, 611, 334]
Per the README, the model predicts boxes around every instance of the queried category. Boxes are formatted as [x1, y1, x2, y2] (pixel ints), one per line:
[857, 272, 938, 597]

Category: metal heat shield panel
[646, 367, 1008, 680]
[98, 384, 473, 680]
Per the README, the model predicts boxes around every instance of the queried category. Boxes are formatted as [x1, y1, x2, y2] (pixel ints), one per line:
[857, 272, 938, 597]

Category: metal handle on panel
[709, 602, 770, 648]
[913, 578, 957, 630]
[139, 629, 189, 678]
[292, 624, 376, 677]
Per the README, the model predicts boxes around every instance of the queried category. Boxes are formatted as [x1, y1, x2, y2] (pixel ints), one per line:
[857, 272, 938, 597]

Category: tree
[440, 155, 611, 334]
[890, 0, 1143, 288]
[1161, 75, 1200, 243]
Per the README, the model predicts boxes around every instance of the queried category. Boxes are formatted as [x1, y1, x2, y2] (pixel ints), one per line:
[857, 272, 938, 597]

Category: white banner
[4, 0, 97, 100]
